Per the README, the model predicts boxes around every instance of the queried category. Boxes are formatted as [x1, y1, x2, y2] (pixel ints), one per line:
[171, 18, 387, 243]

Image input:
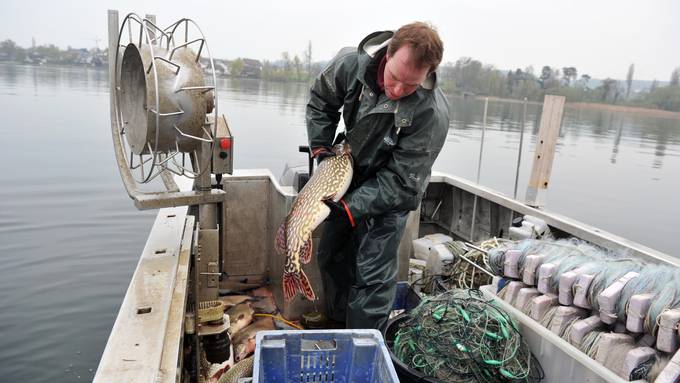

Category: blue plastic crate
[252, 329, 399, 383]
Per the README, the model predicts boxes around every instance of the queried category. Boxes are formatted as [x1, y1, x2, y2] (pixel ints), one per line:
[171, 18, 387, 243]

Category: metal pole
[456, 252, 495, 278]
[509, 98, 528, 230]
[470, 97, 488, 241]
[475, 98, 488, 185]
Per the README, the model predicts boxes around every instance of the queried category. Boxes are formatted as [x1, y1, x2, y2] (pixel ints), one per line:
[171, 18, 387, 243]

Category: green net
[392, 289, 543, 382]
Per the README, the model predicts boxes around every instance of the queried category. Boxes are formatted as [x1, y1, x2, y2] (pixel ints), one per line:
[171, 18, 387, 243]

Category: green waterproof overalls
[306, 30, 450, 332]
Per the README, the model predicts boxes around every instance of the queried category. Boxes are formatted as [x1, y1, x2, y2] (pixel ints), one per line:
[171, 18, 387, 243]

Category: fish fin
[283, 270, 316, 302]
[275, 221, 286, 256]
[299, 269, 316, 301]
[282, 272, 299, 302]
[300, 237, 313, 264]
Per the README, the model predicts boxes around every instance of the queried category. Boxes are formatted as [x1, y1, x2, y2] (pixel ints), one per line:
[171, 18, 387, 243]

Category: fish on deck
[226, 302, 254, 335]
[275, 143, 353, 302]
[232, 317, 276, 362]
[251, 296, 277, 314]
[218, 295, 252, 309]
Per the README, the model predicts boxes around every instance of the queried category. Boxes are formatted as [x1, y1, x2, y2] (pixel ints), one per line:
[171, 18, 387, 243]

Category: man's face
[383, 45, 429, 101]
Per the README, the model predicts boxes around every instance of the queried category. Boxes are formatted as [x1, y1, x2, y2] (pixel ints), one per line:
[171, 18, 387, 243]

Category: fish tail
[283, 272, 299, 302]
[299, 269, 316, 301]
[282, 270, 316, 302]
[275, 221, 286, 256]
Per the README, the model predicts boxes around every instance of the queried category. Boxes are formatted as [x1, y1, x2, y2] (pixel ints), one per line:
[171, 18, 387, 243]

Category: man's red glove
[323, 198, 356, 228]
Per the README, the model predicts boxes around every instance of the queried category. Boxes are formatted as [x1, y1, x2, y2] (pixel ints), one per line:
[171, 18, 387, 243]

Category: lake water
[0, 63, 678, 382]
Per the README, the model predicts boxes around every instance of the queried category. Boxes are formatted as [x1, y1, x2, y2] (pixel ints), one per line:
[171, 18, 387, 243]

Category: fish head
[235, 343, 248, 362]
[235, 338, 257, 362]
[332, 142, 351, 157]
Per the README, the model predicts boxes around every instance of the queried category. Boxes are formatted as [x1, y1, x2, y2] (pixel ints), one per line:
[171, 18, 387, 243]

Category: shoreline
[475, 95, 680, 119]
[3, 62, 679, 118]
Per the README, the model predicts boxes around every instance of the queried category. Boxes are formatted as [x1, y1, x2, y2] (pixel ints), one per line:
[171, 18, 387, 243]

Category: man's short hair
[387, 22, 444, 73]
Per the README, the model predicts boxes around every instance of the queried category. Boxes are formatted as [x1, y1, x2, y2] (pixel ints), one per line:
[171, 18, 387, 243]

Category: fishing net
[392, 289, 544, 383]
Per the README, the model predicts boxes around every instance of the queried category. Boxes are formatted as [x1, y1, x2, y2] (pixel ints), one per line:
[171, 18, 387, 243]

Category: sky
[1, 0, 679, 81]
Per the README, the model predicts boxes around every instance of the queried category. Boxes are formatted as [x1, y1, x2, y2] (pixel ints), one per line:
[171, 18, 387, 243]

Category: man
[306, 22, 449, 332]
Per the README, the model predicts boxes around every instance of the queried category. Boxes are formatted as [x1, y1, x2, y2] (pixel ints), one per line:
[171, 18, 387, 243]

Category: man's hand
[312, 147, 335, 164]
[323, 198, 356, 227]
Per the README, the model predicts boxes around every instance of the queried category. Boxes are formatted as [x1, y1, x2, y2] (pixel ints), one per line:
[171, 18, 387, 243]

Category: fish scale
[276, 143, 353, 302]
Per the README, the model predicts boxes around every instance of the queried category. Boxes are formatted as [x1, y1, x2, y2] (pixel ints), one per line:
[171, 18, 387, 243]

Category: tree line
[438, 58, 680, 112]
[2, 38, 679, 111]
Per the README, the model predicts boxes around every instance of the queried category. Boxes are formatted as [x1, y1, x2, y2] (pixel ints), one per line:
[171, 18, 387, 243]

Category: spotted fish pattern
[275, 142, 353, 302]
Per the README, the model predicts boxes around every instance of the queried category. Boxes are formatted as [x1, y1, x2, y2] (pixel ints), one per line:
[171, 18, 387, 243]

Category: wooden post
[525, 95, 565, 208]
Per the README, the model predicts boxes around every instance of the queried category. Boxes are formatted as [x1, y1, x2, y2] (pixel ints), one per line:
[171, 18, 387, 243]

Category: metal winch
[105, 10, 236, 381]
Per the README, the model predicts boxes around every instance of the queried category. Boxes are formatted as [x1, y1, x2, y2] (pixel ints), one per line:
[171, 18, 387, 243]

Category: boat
[95, 10, 679, 383]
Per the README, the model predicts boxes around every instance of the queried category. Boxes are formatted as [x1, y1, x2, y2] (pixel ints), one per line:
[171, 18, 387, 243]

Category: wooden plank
[526, 95, 565, 207]
[94, 207, 188, 382]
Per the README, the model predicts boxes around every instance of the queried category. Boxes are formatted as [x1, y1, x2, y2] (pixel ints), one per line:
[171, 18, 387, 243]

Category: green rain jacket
[306, 31, 450, 222]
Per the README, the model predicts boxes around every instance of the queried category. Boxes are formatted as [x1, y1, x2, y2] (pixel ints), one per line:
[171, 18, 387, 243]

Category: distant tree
[229, 58, 244, 77]
[293, 55, 302, 81]
[597, 78, 619, 102]
[579, 74, 591, 88]
[506, 69, 517, 95]
[485, 67, 504, 96]
[304, 41, 312, 80]
[0, 39, 17, 52]
[539, 66, 551, 89]
[281, 51, 291, 78]
[650, 79, 659, 92]
[261, 60, 273, 80]
[646, 86, 680, 111]
[539, 66, 560, 89]
[671, 67, 680, 87]
[0, 39, 23, 61]
[453, 57, 483, 93]
[562, 67, 577, 86]
[626, 64, 635, 99]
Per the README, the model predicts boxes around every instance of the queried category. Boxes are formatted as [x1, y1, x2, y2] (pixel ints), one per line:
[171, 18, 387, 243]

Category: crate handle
[301, 339, 337, 351]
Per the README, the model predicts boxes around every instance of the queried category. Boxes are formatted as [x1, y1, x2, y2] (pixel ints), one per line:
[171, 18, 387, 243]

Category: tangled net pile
[393, 289, 544, 383]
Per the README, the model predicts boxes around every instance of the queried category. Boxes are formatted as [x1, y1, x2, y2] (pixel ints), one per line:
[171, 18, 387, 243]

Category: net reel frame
[112, 13, 219, 187]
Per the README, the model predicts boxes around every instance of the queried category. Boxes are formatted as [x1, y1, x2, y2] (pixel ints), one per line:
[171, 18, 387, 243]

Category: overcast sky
[1, 0, 678, 81]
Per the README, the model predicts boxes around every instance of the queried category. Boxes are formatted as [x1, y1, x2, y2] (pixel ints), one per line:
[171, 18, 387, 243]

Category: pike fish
[275, 142, 353, 302]
[216, 356, 254, 383]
